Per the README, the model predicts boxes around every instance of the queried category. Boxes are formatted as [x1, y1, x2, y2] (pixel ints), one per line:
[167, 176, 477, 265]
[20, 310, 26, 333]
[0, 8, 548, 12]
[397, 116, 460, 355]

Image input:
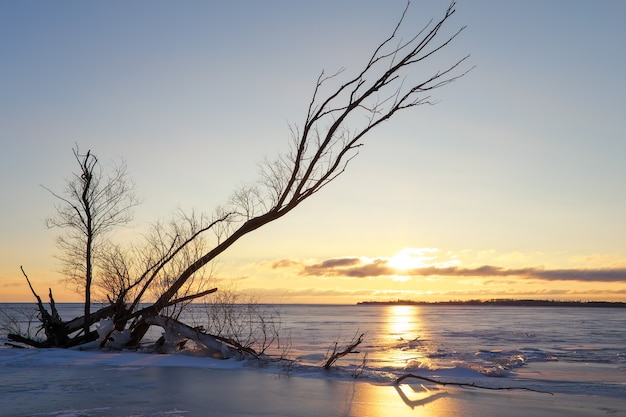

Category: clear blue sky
[2, 1, 625, 303]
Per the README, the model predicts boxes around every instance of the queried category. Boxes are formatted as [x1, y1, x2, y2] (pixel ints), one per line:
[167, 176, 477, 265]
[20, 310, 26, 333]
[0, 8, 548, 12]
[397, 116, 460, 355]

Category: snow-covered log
[144, 315, 239, 359]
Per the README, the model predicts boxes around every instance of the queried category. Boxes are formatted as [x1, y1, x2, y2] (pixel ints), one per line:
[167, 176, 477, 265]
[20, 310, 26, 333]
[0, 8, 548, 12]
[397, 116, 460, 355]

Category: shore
[1, 349, 625, 417]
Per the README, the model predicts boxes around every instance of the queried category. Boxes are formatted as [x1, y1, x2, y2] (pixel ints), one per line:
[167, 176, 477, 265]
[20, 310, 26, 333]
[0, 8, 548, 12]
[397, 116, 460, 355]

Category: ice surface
[2, 351, 625, 417]
[2, 303, 626, 416]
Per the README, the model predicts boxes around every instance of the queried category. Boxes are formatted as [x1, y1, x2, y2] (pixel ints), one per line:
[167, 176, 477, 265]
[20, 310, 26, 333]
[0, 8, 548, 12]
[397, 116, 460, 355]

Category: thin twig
[323, 332, 365, 370]
[395, 373, 554, 395]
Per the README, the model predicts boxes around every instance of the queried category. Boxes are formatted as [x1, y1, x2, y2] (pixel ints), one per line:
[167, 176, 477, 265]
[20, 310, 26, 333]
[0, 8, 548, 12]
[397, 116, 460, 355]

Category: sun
[387, 248, 436, 271]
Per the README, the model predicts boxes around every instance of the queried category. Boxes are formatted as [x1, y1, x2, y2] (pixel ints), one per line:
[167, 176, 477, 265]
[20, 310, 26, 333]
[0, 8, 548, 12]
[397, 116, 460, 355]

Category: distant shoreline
[357, 299, 626, 307]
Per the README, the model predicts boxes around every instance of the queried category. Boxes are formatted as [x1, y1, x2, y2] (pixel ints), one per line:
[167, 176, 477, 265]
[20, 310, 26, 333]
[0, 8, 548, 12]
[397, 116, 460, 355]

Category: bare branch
[323, 332, 365, 370]
[30, 2, 469, 350]
[396, 373, 554, 395]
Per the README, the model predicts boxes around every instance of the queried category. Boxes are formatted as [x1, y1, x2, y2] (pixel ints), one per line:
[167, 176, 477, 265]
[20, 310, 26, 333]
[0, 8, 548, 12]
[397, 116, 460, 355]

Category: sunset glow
[387, 248, 434, 271]
[1, 1, 625, 304]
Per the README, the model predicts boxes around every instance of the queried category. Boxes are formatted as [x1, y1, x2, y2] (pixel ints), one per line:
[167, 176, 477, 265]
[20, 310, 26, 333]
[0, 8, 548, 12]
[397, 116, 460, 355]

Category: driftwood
[8, 304, 118, 349]
[64, 304, 121, 335]
[144, 315, 243, 358]
[16, 267, 69, 346]
[3, 342, 26, 349]
[395, 373, 554, 395]
[9, 270, 125, 348]
[6, 333, 49, 348]
[323, 332, 364, 370]
[9, 267, 220, 350]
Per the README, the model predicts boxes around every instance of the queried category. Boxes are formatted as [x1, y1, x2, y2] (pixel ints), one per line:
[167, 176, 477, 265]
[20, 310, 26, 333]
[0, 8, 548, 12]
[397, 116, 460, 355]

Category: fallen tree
[9, 1, 470, 356]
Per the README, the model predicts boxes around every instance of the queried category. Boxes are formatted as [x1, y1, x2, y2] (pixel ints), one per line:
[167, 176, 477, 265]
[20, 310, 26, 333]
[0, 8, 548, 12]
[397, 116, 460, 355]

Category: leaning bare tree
[42, 145, 139, 336]
[11, 1, 470, 354]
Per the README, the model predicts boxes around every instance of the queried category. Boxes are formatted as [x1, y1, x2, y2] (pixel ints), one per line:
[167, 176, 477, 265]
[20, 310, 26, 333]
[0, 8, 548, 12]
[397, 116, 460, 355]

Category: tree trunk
[144, 315, 239, 358]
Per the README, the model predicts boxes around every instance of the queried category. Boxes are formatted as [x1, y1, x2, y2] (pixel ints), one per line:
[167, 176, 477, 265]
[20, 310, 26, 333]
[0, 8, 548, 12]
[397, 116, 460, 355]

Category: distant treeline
[357, 299, 626, 308]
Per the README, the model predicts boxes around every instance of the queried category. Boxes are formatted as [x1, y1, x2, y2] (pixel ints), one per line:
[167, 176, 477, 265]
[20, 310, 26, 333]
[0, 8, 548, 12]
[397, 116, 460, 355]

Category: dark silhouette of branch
[129, 0, 470, 347]
[323, 332, 365, 370]
[21, 1, 470, 351]
[395, 373, 554, 395]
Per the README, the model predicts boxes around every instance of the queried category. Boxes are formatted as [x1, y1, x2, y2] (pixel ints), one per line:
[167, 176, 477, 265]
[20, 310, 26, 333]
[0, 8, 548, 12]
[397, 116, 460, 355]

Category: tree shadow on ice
[394, 382, 449, 408]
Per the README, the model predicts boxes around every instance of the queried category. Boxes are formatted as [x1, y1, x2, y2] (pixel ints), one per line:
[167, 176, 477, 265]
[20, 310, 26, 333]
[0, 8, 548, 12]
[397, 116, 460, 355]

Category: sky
[1, 1, 626, 304]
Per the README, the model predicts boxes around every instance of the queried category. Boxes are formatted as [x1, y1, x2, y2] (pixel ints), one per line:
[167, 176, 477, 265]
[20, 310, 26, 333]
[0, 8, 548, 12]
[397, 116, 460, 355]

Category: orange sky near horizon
[3, 246, 625, 304]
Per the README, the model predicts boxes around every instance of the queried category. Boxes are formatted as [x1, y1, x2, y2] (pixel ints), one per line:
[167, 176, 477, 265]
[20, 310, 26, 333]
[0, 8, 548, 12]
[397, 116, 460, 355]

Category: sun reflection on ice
[388, 305, 418, 336]
[384, 305, 433, 369]
[348, 381, 465, 417]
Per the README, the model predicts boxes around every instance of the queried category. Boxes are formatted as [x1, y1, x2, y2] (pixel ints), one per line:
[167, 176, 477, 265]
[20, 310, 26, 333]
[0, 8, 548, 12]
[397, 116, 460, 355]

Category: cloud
[413, 266, 626, 282]
[530, 268, 626, 282]
[270, 259, 300, 269]
[213, 275, 251, 283]
[275, 256, 626, 282]
[315, 258, 362, 269]
[304, 258, 394, 277]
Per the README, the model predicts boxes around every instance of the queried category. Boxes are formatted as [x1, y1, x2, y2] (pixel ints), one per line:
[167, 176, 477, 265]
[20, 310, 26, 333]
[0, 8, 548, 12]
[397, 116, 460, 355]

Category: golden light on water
[383, 305, 432, 369]
[347, 381, 466, 417]
[387, 305, 419, 337]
